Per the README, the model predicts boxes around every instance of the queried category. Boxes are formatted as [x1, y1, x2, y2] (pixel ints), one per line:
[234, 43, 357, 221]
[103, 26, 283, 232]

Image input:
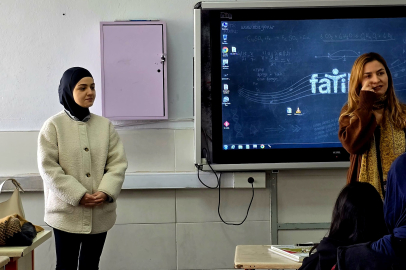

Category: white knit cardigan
[38, 111, 128, 234]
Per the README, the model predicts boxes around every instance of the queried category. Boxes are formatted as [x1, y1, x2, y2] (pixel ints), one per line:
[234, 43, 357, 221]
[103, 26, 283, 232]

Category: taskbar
[222, 143, 342, 150]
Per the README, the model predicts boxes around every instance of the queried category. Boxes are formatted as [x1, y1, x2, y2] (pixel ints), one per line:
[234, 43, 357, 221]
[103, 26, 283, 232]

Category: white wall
[0, 0, 199, 131]
[1, 171, 346, 270]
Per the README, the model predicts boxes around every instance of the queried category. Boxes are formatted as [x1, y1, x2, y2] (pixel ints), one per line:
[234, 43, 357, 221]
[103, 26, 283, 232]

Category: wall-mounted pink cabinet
[100, 21, 168, 120]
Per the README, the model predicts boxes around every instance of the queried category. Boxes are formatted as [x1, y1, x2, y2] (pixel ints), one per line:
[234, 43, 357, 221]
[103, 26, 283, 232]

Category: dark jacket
[299, 237, 349, 270]
[336, 242, 406, 270]
[338, 91, 379, 184]
[339, 91, 406, 185]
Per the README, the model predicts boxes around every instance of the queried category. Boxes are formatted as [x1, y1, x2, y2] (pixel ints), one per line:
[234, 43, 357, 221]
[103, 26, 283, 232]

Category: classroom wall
[0, 0, 196, 131]
[0, 0, 360, 269]
[0, 168, 346, 270]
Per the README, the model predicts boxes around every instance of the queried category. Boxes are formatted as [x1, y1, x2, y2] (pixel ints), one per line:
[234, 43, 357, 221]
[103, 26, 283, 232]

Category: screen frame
[194, 0, 406, 170]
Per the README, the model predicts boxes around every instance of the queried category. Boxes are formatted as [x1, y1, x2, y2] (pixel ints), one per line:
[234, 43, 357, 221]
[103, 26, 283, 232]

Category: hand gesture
[92, 191, 108, 202]
[79, 193, 104, 207]
[361, 80, 375, 93]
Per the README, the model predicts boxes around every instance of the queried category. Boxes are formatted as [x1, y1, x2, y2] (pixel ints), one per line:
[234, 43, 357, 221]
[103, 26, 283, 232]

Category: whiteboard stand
[269, 172, 330, 244]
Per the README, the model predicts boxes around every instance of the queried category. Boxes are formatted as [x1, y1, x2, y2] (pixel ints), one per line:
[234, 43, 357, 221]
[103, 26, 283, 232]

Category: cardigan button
[84, 148, 89, 152]
[86, 173, 91, 177]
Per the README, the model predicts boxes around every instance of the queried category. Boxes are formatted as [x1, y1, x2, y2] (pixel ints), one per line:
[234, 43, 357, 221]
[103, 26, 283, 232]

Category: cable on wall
[194, 128, 255, 226]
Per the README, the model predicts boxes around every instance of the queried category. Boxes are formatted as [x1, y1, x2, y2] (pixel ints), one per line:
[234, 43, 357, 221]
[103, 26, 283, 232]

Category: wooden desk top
[235, 245, 303, 269]
[0, 256, 10, 267]
[0, 230, 52, 258]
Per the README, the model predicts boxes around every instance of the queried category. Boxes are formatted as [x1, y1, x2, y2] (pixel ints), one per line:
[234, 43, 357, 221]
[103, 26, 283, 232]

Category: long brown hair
[339, 52, 406, 129]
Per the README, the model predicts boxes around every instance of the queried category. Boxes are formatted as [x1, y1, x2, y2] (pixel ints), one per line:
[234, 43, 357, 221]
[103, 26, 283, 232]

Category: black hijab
[58, 67, 93, 121]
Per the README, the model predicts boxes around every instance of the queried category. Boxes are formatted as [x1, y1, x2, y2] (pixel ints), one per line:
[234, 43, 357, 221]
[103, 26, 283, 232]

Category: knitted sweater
[38, 111, 128, 234]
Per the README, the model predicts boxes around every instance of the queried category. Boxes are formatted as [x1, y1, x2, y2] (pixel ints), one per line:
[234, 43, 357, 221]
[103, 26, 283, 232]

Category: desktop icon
[238, 145, 243, 149]
[224, 121, 230, 127]
[223, 96, 229, 103]
[253, 144, 257, 149]
[260, 144, 265, 149]
[287, 107, 292, 114]
[296, 107, 302, 114]
[246, 145, 250, 149]
[222, 47, 229, 53]
[223, 89, 230, 94]
[223, 34, 228, 41]
[222, 59, 229, 66]
[224, 84, 228, 90]
[231, 145, 235, 149]
[222, 22, 228, 28]
[231, 46, 236, 53]
[223, 145, 228, 150]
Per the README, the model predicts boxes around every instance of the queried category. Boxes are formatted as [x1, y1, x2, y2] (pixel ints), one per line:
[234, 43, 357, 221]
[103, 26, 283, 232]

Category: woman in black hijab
[38, 67, 128, 270]
[58, 67, 93, 121]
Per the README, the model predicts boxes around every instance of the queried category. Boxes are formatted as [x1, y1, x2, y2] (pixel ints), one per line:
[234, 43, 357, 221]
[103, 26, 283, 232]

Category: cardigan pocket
[46, 190, 74, 214]
[102, 201, 116, 213]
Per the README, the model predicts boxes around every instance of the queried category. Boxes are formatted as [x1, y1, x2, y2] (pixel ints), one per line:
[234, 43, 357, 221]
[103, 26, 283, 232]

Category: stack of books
[269, 244, 315, 262]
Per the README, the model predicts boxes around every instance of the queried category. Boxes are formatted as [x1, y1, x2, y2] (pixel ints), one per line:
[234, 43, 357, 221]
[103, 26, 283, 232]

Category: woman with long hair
[299, 182, 387, 270]
[338, 52, 406, 198]
[336, 153, 406, 270]
[38, 67, 128, 269]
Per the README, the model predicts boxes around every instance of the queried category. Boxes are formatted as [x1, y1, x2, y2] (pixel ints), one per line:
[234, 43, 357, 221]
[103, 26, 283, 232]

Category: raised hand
[361, 80, 375, 92]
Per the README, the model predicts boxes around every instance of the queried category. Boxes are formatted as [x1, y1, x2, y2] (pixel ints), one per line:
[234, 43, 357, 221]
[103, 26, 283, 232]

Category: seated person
[299, 182, 387, 270]
[337, 153, 406, 270]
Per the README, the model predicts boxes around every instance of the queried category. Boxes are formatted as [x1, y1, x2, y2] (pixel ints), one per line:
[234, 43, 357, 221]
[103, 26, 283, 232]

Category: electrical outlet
[233, 172, 266, 188]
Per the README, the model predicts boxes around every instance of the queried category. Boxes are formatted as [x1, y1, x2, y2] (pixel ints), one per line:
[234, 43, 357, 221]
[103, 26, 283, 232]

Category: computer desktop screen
[202, 5, 406, 164]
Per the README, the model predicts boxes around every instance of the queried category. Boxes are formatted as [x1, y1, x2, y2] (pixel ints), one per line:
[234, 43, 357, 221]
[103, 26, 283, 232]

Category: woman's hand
[79, 193, 105, 207]
[361, 80, 375, 92]
[92, 191, 108, 202]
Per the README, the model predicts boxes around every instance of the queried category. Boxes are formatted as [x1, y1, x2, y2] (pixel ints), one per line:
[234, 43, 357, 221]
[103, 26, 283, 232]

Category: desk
[0, 230, 52, 270]
[0, 256, 10, 268]
[235, 245, 302, 269]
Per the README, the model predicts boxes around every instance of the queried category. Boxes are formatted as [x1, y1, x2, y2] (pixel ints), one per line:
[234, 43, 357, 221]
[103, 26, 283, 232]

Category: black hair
[328, 182, 387, 243]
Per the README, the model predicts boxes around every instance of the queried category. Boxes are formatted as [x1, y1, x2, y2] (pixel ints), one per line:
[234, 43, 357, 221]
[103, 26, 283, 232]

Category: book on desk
[269, 245, 314, 262]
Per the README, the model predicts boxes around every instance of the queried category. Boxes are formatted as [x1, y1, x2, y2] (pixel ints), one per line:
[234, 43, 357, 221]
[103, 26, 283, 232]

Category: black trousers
[53, 228, 107, 270]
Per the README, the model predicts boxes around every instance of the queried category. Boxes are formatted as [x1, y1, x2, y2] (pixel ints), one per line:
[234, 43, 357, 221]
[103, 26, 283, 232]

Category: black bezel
[205, 5, 406, 164]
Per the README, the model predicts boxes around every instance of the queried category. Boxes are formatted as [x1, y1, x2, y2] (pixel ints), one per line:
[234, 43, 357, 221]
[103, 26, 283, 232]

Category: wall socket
[233, 172, 266, 188]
